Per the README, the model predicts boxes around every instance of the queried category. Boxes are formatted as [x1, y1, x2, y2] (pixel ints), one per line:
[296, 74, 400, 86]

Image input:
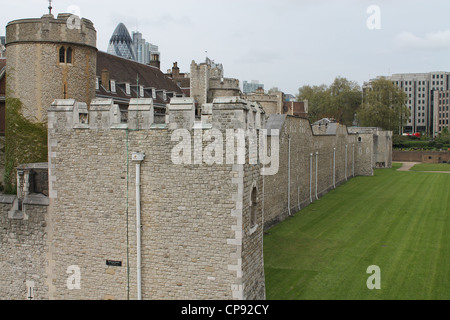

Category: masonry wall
[263, 116, 373, 230]
[0, 197, 48, 300]
[6, 14, 97, 123]
[45, 98, 265, 300]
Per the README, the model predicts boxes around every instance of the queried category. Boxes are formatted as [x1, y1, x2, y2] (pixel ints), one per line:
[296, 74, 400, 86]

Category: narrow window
[251, 187, 257, 228]
[59, 47, 66, 63]
[66, 47, 73, 64]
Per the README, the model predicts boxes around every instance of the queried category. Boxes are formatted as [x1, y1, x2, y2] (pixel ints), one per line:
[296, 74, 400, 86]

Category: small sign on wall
[106, 260, 122, 267]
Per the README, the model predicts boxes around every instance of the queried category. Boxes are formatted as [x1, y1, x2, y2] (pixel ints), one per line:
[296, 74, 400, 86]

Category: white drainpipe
[287, 136, 291, 216]
[309, 153, 313, 203]
[333, 147, 336, 188]
[132, 152, 145, 300]
[315, 152, 318, 200]
[352, 144, 355, 177]
[345, 145, 348, 181]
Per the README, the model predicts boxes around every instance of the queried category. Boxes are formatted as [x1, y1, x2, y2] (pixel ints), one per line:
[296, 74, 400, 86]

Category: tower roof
[110, 23, 133, 44]
[108, 23, 135, 60]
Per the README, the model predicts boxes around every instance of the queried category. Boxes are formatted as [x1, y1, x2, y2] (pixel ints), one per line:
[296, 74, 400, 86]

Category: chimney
[172, 62, 180, 78]
[102, 68, 110, 91]
[150, 53, 160, 70]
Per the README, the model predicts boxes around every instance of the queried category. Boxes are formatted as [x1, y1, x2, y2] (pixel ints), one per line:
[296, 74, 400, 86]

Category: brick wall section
[393, 150, 450, 163]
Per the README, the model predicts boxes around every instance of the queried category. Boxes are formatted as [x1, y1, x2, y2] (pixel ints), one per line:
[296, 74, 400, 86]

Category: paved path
[394, 161, 450, 173]
[395, 162, 419, 171]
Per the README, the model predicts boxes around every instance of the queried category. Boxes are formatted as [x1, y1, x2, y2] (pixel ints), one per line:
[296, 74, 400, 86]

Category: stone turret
[6, 13, 97, 123]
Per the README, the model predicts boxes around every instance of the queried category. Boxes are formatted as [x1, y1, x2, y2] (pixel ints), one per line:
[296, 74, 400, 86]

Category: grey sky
[1, 0, 450, 95]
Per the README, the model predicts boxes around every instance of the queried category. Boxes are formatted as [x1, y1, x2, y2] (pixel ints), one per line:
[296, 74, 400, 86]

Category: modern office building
[364, 72, 450, 136]
[433, 90, 450, 135]
[0, 36, 5, 58]
[107, 23, 160, 69]
[132, 31, 160, 68]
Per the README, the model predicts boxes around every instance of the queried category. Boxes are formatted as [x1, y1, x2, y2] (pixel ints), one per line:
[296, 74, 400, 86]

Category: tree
[296, 77, 362, 126]
[328, 77, 362, 126]
[358, 77, 409, 132]
[296, 84, 329, 123]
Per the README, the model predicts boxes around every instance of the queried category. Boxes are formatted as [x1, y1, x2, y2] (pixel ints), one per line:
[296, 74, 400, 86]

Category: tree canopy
[296, 76, 409, 132]
[358, 77, 409, 133]
[296, 77, 361, 126]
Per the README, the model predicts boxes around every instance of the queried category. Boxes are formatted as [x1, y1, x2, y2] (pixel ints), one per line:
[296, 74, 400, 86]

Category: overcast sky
[1, 0, 450, 94]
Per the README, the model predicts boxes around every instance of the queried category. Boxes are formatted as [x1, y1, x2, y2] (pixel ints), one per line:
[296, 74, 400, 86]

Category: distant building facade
[364, 72, 450, 136]
[433, 90, 450, 134]
[243, 87, 308, 118]
[243, 80, 264, 94]
[107, 23, 160, 69]
[0, 36, 5, 58]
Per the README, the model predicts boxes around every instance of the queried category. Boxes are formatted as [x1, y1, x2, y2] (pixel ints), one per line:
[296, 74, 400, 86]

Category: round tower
[5, 13, 97, 123]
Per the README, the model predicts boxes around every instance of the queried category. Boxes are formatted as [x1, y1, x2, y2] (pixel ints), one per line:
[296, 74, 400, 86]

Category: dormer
[110, 80, 116, 93]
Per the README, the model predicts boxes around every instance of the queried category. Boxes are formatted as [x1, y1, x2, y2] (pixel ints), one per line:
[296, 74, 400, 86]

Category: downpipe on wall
[315, 152, 318, 200]
[287, 136, 291, 216]
[333, 147, 336, 189]
[309, 153, 313, 203]
[345, 145, 348, 181]
[132, 152, 145, 300]
[352, 144, 355, 177]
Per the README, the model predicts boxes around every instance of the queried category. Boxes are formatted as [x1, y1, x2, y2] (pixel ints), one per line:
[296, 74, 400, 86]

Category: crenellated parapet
[48, 97, 265, 133]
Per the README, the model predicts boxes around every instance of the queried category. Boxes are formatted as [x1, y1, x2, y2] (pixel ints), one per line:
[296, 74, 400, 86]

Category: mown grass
[263, 163, 450, 300]
[410, 163, 450, 172]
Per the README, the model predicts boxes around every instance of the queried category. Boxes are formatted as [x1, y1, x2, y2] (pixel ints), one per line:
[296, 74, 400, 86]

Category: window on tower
[59, 47, 66, 63]
[66, 47, 73, 64]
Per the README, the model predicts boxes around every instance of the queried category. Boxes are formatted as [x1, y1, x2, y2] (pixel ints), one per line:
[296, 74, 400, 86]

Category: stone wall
[5, 14, 97, 123]
[44, 97, 265, 300]
[262, 116, 374, 229]
[0, 192, 48, 300]
[393, 150, 450, 163]
[0, 95, 385, 300]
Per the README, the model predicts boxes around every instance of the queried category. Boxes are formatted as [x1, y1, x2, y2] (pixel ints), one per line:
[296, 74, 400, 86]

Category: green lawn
[263, 163, 450, 300]
[410, 163, 450, 172]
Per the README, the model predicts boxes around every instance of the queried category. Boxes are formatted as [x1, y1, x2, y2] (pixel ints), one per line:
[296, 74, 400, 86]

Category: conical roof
[110, 23, 132, 44]
[107, 23, 136, 60]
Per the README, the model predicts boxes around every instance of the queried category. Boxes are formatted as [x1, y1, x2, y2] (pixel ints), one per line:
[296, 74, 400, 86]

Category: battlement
[6, 13, 97, 49]
[48, 97, 266, 132]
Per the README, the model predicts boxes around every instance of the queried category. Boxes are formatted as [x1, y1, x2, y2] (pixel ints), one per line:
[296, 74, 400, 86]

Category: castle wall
[45, 97, 265, 300]
[263, 116, 373, 229]
[0, 196, 48, 300]
[0, 95, 381, 300]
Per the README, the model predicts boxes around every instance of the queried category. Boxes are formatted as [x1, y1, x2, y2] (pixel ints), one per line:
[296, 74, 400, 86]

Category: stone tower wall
[5, 14, 97, 123]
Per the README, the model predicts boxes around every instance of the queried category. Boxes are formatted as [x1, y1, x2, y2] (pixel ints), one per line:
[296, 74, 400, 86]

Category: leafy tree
[296, 77, 362, 125]
[328, 77, 362, 126]
[296, 84, 329, 123]
[358, 77, 409, 132]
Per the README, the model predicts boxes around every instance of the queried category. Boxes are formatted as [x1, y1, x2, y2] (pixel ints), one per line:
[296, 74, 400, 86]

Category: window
[140, 86, 144, 97]
[126, 83, 131, 95]
[59, 47, 66, 63]
[59, 46, 73, 64]
[250, 187, 257, 229]
[66, 47, 73, 64]
[96, 77, 99, 90]
[110, 80, 116, 93]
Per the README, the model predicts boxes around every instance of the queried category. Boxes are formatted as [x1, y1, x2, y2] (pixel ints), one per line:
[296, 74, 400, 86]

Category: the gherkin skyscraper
[107, 23, 136, 60]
